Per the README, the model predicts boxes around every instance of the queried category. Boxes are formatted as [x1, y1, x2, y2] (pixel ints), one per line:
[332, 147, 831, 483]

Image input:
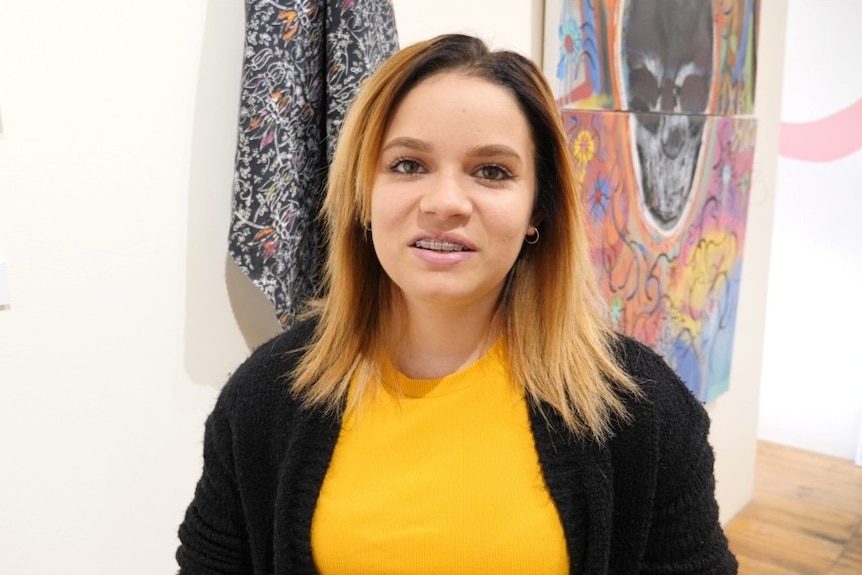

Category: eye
[388, 157, 424, 175]
[678, 74, 709, 113]
[475, 164, 512, 182]
[627, 67, 659, 112]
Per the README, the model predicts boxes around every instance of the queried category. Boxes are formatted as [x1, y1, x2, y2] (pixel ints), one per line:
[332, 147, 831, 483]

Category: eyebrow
[467, 144, 523, 161]
[381, 137, 523, 162]
[381, 137, 432, 153]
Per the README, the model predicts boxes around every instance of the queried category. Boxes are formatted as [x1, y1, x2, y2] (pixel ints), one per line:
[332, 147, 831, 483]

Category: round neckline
[384, 338, 506, 399]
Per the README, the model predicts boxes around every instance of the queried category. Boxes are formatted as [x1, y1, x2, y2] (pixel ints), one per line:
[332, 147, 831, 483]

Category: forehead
[382, 72, 533, 145]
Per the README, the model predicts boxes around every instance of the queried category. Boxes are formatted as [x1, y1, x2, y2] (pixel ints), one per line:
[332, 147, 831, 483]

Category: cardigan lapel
[528, 402, 614, 575]
[274, 406, 343, 574]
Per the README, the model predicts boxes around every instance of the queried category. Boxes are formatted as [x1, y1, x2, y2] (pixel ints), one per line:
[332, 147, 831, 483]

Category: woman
[177, 34, 737, 574]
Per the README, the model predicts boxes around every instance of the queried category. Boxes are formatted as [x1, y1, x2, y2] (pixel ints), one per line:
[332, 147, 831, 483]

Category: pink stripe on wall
[779, 97, 862, 162]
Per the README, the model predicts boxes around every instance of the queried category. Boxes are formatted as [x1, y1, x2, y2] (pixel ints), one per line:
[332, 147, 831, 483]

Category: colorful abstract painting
[564, 109, 756, 401]
[542, 0, 759, 401]
[543, 0, 757, 115]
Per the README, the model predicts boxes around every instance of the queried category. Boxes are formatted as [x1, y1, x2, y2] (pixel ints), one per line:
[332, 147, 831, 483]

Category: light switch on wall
[0, 260, 10, 307]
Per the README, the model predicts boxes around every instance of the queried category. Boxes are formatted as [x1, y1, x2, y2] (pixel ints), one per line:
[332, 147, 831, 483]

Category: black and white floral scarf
[229, 0, 398, 327]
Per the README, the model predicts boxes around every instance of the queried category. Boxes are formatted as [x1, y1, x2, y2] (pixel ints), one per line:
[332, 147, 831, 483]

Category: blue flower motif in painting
[590, 176, 610, 222]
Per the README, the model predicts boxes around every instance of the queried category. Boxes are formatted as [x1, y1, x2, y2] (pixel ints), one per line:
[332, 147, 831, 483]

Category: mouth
[413, 239, 473, 253]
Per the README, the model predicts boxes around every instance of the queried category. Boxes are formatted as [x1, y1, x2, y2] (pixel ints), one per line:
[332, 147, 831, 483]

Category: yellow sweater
[311, 340, 569, 574]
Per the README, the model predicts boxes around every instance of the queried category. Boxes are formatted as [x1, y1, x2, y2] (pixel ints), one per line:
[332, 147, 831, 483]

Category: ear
[530, 210, 545, 229]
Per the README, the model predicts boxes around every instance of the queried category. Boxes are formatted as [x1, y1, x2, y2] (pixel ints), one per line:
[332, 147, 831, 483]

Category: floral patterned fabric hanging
[229, 1, 398, 327]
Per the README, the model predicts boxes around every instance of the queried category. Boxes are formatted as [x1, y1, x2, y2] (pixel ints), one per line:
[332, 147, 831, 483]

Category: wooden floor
[726, 441, 862, 574]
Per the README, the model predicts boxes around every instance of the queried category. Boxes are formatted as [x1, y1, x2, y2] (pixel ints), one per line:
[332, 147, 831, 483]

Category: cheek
[369, 191, 404, 265]
[497, 224, 528, 245]
[370, 186, 410, 226]
[489, 198, 535, 237]
[369, 189, 384, 223]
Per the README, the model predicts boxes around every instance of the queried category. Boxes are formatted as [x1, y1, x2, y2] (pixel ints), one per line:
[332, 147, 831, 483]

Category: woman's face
[370, 72, 537, 314]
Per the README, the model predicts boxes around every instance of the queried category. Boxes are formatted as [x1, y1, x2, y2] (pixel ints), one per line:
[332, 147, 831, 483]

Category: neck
[389, 299, 500, 380]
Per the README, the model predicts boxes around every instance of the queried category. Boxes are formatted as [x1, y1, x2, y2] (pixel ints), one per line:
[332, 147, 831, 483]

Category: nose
[418, 172, 473, 220]
[659, 115, 687, 159]
[659, 78, 677, 113]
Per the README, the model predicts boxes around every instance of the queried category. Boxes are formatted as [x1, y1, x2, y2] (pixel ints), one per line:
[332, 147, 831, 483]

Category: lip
[410, 245, 475, 266]
[407, 232, 477, 251]
[408, 232, 476, 266]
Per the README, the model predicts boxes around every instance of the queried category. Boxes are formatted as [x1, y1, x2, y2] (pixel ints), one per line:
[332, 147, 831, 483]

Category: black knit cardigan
[177, 320, 737, 574]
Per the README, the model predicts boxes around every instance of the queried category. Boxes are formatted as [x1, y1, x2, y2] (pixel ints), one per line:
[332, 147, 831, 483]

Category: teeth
[414, 239, 465, 252]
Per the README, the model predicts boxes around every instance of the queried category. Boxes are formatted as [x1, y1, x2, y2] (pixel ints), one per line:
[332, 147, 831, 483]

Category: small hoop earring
[524, 227, 539, 245]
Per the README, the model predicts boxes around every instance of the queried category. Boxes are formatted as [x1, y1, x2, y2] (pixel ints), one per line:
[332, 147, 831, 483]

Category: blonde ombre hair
[292, 34, 640, 442]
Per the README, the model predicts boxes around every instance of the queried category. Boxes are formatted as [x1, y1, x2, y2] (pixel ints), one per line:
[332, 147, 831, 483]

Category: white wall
[0, 1, 783, 572]
[393, 0, 544, 58]
[0, 1, 261, 573]
[704, 0, 788, 523]
[759, 0, 862, 461]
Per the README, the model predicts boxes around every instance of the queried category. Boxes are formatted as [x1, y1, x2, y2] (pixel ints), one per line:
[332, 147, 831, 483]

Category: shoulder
[607, 335, 718, 505]
[613, 334, 707, 429]
[608, 334, 711, 471]
[212, 317, 318, 420]
[606, 337, 735, 572]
